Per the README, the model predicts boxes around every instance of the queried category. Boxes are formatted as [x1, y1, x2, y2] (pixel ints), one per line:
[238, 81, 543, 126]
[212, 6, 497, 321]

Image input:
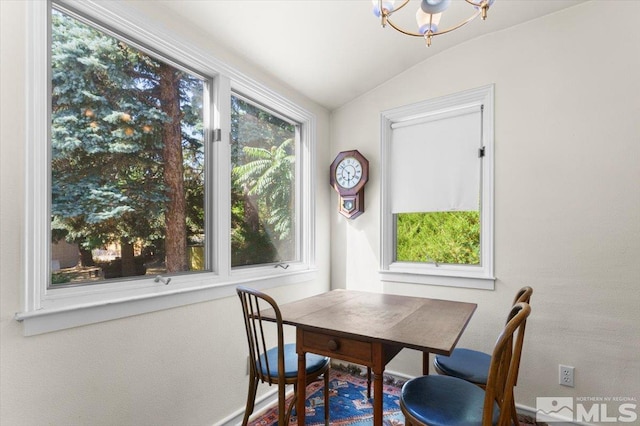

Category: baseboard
[516, 404, 544, 423]
[213, 386, 284, 426]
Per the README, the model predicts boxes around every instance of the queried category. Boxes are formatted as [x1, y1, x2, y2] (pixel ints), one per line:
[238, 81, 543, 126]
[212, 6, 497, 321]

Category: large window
[231, 95, 298, 267]
[50, 8, 207, 286]
[18, 0, 316, 335]
[380, 85, 494, 289]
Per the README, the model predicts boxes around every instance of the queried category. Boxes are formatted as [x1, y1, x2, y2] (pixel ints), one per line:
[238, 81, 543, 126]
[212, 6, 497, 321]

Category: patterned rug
[248, 367, 544, 425]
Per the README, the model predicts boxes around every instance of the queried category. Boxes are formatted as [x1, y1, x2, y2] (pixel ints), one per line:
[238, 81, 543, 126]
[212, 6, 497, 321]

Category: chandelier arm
[385, 18, 423, 37]
[380, 0, 411, 27]
[389, 0, 412, 15]
[386, 8, 482, 38]
[465, 0, 490, 19]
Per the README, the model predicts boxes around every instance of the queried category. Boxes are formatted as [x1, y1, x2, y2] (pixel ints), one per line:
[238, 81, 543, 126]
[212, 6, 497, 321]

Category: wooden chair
[433, 286, 533, 425]
[401, 302, 531, 426]
[237, 286, 331, 426]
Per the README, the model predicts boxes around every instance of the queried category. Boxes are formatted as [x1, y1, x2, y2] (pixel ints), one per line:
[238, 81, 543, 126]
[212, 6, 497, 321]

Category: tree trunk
[244, 193, 260, 234]
[78, 247, 95, 267]
[158, 63, 188, 273]
[120, 240, 136, 277]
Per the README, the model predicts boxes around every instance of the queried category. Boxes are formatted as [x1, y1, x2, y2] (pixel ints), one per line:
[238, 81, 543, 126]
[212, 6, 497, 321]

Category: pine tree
[51, 9, 203, 278]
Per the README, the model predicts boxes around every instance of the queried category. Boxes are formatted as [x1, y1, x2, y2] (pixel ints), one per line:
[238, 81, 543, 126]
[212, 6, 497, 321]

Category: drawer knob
[327, 339, 339, 351]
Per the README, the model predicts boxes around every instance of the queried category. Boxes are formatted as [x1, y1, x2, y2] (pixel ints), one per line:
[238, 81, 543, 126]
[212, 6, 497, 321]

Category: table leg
[297, 328, 307, 426]
[372, 342, 384, 426]
[422, 351, 430, 375]
[372, 365, 383, 426]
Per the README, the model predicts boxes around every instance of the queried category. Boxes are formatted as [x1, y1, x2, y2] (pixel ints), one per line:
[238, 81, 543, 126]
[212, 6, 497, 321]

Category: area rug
[248, 367, 545, 425]
[248, 368, 403, 425]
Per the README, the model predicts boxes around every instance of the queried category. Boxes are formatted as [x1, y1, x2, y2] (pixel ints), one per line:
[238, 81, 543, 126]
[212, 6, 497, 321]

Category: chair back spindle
[238, 288, 285, 385]
[511, 286, 532, 387]
[236, 286, 331, 426]
[483, 302, 531, 426]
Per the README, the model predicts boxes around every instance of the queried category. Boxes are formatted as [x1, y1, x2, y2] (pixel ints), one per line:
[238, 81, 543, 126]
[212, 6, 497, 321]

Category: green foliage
[230, 211, 277, 267]
[51, 273, 71, 285]
[232, 139, 295, 240]
[396, 211, 480, 265]
[230, 96, 296, 267]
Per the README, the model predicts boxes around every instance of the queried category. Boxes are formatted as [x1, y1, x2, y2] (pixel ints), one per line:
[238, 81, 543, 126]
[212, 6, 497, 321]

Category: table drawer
[302, 330, 372, 364]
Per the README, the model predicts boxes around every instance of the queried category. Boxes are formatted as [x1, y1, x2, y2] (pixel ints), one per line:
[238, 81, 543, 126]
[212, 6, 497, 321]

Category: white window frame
[379, 85, 495, 290]
[16, 0, 317, 335]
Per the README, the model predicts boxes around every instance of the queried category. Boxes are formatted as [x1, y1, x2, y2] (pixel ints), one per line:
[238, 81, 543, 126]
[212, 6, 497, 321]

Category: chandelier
[372, 0, 496, 47]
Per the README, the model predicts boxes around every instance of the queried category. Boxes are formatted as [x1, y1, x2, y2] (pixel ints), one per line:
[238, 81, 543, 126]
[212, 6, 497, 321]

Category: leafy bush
[51, 273, 72, 285]
[396, 211, 480, 265]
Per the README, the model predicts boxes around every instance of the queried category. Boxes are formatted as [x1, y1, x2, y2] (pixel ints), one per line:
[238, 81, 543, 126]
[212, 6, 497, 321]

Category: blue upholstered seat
[401, 369, 500, 426]
[434, 348, 491, 385]
[259, 343, 330, 378]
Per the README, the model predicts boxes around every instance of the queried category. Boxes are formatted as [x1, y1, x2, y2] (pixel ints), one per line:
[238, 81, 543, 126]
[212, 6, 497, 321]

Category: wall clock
[329, 150, 369, 219]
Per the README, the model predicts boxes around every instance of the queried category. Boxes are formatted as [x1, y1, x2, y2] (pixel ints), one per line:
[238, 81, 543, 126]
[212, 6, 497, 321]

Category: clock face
[335, 157, 363, 189]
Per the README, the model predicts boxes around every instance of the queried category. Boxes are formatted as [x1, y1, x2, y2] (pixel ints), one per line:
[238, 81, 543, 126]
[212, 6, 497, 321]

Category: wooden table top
[265, 289, 477, 355]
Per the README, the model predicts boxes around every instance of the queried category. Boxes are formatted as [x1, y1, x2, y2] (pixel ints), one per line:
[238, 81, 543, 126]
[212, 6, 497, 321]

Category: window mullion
[213, 75, 232, 277]
[24, 0, 50, 311]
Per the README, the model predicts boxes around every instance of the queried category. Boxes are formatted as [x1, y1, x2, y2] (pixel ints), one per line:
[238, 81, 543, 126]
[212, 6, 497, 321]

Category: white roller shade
[390, 107, 482, 214]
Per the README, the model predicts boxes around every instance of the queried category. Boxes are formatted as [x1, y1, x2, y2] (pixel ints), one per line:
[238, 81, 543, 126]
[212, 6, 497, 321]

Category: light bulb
[420, 0, 450, 14]
[372, 0, 396, 17]
[416, 9, 442, 34]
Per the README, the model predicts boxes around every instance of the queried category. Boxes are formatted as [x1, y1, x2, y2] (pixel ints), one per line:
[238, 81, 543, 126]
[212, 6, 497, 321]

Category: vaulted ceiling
[158, 0, 587, 110]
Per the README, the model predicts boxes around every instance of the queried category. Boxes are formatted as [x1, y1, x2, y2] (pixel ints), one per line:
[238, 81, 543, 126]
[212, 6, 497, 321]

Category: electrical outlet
[559, 364, 574, 387]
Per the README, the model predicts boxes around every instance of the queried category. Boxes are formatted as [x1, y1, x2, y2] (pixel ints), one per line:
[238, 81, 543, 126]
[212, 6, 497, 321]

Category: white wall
[0, 1, 331, 425]
[330, 1, 640, 420]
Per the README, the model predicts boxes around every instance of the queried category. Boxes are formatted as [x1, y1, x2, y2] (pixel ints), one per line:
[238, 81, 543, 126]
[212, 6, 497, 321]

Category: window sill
[15, 269, 317, 336]
[379, 268, 495, 290]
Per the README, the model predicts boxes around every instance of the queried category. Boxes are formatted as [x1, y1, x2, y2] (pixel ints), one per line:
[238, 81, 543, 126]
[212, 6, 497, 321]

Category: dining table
[260, 289, 477, 426]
